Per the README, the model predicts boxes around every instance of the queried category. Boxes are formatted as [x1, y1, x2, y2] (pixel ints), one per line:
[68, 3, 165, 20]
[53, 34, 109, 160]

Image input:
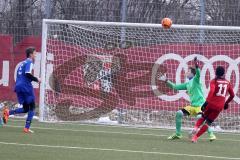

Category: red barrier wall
[0, 35, 41, 102]
[0, 35, 239, 114]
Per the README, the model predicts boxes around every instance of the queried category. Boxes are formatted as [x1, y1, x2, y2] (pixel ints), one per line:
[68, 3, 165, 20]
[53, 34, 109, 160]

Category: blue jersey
[15, 58, 34, 93]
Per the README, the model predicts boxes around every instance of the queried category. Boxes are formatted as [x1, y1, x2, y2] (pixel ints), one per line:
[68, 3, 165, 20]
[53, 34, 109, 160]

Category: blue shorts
[15, 83, 35, 105]
[16, 90, 35, 105]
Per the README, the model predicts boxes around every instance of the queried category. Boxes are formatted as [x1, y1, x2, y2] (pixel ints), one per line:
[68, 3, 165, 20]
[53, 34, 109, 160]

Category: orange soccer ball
[161, 18, 172, 29]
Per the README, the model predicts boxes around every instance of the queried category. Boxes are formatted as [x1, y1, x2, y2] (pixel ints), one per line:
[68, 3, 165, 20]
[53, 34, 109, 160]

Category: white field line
[10, 119, 240, 136]
[5, 124, 240, 142]
[5, 124, 167, 137]
[0, 141, 239, 160]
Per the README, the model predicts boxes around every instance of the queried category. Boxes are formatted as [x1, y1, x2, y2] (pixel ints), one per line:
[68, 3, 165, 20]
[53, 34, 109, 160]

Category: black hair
[26, 47, 36, 58]
[216, 66, 225, 78]
[189, 66, 196, 75]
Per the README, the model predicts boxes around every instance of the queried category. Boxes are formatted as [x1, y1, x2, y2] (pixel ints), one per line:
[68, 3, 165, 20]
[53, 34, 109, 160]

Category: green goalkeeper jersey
[167, 68, 205, 107]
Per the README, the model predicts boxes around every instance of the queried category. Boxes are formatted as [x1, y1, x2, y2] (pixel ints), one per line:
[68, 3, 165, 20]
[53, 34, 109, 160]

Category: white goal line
[0, 141, 240, 160]
[5, 124, 240, 143]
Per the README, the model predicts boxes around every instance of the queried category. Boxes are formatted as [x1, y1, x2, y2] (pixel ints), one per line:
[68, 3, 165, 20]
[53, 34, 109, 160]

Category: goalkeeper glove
[224, 103, 229, 110]
[201, 101, 208, 111]
[194, 56, 199, 68]
[158, 73, 167, 82]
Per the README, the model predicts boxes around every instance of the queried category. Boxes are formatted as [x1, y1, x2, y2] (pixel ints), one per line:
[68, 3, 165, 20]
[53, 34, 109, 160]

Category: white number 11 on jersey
[216, 84, 227, 97]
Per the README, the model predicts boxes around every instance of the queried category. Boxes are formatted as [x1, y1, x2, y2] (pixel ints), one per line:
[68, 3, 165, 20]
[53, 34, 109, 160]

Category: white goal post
[40, 19, 240, 132]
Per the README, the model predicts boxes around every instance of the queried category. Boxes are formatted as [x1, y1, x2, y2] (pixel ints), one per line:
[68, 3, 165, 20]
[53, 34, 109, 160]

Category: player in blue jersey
[2, 47, 41, 133]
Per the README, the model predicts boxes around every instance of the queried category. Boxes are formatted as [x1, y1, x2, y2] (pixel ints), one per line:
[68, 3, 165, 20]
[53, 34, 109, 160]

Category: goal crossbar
[43, 19, 240, 31]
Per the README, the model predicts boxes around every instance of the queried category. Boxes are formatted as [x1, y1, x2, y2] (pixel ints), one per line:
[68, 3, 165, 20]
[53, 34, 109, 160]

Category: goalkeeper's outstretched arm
[166, 80, 187, 90]
[158, 73, 187, 90]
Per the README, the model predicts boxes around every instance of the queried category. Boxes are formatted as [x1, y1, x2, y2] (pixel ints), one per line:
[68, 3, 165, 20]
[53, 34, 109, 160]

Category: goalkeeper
[159, 57, 216, 141]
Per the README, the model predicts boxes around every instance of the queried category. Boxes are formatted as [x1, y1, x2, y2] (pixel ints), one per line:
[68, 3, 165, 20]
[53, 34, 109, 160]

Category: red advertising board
[0, 35, 239, 114]
[0, 35, 41, 102]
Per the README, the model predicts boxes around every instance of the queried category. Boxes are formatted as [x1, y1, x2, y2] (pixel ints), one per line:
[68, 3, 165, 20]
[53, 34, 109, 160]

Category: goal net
[40, 19, 240, 132]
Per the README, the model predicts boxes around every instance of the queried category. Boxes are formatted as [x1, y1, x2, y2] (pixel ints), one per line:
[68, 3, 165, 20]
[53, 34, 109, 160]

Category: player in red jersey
[191, 66, 235, 143]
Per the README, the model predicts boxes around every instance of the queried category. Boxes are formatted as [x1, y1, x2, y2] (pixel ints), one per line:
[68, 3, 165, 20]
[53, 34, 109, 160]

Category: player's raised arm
[194, 56, 199, 68]
[193, 57, 201, 83]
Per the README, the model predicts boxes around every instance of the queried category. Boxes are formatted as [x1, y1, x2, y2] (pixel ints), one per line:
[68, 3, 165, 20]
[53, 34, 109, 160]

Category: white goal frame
[40, 19, 240, 132]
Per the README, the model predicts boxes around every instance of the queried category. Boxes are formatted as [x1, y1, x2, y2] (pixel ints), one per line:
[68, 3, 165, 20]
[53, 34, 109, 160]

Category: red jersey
[206, 78, 234, 110]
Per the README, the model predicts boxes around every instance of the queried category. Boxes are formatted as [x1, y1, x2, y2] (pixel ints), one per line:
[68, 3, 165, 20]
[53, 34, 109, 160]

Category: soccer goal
[40, 19, 240, 132]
